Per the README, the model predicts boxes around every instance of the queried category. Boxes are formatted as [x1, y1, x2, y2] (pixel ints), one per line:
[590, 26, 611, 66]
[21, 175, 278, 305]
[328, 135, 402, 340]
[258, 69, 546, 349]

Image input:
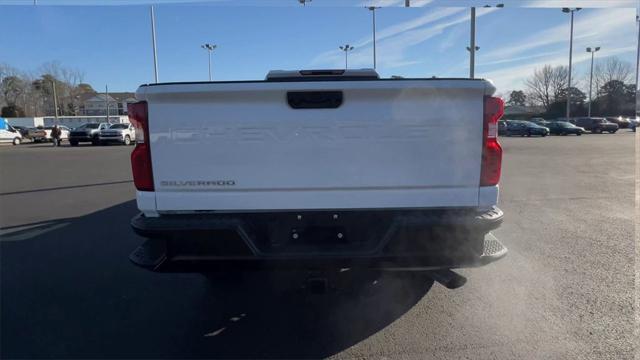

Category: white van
[0, 125, 23, 145]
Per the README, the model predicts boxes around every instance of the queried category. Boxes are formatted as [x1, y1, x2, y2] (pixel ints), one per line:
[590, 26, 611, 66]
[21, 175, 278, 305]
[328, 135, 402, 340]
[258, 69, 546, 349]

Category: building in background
[79, 92, 136, 116]
[7, 116, 129, 128]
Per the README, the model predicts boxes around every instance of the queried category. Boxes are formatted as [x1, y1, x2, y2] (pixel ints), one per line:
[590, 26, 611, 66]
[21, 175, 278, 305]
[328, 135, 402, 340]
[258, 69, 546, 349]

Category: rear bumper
[99, 136, 124, 142]
[130, 207, 506, 272]
[69, 135, 94, 142]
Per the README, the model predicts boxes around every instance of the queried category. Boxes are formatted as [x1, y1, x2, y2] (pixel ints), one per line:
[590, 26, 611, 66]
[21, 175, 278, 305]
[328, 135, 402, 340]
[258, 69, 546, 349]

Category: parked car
[28, 127, 47, 142]
[505, 120, 549, 137]
[128, 69, 508, 280]
[69, 122, 110, 146]
[0, 125, 23, 145]
[99, 123, 136, 145]
[11, 125, 30, 138]
[498, 120, 508, 135]
[627, 116, 638, 132]
[546, 121, 585, 136]
[529, 118, 550, 127]
[44, 125, 71, 142]
[572, 117, 618, 134]
[605, 116, 631, 129]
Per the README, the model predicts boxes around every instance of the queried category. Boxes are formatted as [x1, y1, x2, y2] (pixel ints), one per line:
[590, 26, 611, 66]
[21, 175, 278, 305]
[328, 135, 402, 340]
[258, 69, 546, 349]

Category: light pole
[150, 5, 159, 83]
[339, 45, 354, 70]
[468, 4, 503, 79]
[51, 80, 59, 123]
[469, 7, 477, 78]
[466, 45, 480, 77]
[367, 6, 380, 69]
[586, 46, 600, 117]
[105, 85, 111, 122]
[201, 43, 217, 81]
[562, 7, 581, 119]
[636, 14, 639, 112]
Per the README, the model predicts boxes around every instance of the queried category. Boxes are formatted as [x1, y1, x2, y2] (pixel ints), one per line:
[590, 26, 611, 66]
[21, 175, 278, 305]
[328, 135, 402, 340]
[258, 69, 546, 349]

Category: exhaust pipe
[428, 269, 467, 289]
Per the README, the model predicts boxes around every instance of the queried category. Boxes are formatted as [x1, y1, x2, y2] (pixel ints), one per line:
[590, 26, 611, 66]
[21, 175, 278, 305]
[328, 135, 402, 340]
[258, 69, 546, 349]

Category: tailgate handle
[287, 91, 343, 109]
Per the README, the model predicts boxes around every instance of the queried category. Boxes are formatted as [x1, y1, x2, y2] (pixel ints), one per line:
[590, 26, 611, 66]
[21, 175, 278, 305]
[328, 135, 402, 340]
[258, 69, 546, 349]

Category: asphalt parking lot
[0, 131, 636, 359]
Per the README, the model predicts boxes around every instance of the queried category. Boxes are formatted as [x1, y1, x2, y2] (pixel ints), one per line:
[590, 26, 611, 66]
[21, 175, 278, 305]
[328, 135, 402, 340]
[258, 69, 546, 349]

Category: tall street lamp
[367, 6, 380, 69]
[586, 46, 600, 117]
[562, 7, 581, 119]
[339, 45, 354, 70]
[636, 14, 639, 113]
[51, 80, 59, 123]
[201, 43, 217, 81]
[150, 5, 159, 83]
[468, 3, 503, 79]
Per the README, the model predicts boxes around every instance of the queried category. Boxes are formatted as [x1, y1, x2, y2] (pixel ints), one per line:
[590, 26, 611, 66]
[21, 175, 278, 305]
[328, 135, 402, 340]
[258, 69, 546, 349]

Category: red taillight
[480, 96, 504, 186]
[128, 101, 154, 191]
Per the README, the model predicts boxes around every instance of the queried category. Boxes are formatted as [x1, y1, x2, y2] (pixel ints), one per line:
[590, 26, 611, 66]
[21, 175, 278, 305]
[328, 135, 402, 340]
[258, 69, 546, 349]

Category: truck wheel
[12, 137, 21, 145]
[70, 140, 78, 146]
[124, 135, 131, 146]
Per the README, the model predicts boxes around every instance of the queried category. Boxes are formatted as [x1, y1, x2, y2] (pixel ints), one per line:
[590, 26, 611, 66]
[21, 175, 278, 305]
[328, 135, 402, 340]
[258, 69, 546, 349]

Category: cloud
[360, 0, 434, 6]
[310, 7, 497, 69]
[478, 50, 560, 66]
[480, 8, 632, 63]
[362, 7, 465, 47]
[513, 0, 636, 8]
[483, 45, 636, 91]
[475, 8, 637, 91]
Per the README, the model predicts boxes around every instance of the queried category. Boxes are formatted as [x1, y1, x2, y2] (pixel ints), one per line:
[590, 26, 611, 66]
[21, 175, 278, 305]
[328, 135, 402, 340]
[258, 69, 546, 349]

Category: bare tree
[549, 66, 569, 102]
[0, 64, 23, 108]
[525, 65, 569, 111]
[593, 57, 633, 97]
[62, 68, 85, 115]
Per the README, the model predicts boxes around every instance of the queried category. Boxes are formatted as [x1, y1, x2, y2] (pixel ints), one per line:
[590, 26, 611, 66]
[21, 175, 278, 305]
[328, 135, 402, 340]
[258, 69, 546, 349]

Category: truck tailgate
[139, 79, 493, 212]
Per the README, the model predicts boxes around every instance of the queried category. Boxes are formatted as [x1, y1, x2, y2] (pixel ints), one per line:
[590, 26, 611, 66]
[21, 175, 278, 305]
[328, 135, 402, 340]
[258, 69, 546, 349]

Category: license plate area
[244, 212, 394, 256]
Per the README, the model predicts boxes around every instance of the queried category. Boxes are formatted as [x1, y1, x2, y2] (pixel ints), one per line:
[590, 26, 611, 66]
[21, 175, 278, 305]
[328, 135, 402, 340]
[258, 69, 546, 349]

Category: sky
[0, 0, 637, 94]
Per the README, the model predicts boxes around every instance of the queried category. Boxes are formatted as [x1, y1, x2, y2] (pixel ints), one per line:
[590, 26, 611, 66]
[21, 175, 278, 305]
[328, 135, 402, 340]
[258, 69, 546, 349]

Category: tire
[70, 140, 78, 146]
[608, 130, 617, 134]
[592, 128, 602, 134]
[576, 132, 582, 136]
[12, 137, 21, 145]
[542, 133, 547, 137]
[124, 135, 131, 146]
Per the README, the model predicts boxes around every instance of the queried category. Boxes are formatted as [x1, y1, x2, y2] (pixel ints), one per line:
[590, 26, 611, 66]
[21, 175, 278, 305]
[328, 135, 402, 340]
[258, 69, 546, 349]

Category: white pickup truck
[98, 123, 136, 145]
[128, 69, 507, 286]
